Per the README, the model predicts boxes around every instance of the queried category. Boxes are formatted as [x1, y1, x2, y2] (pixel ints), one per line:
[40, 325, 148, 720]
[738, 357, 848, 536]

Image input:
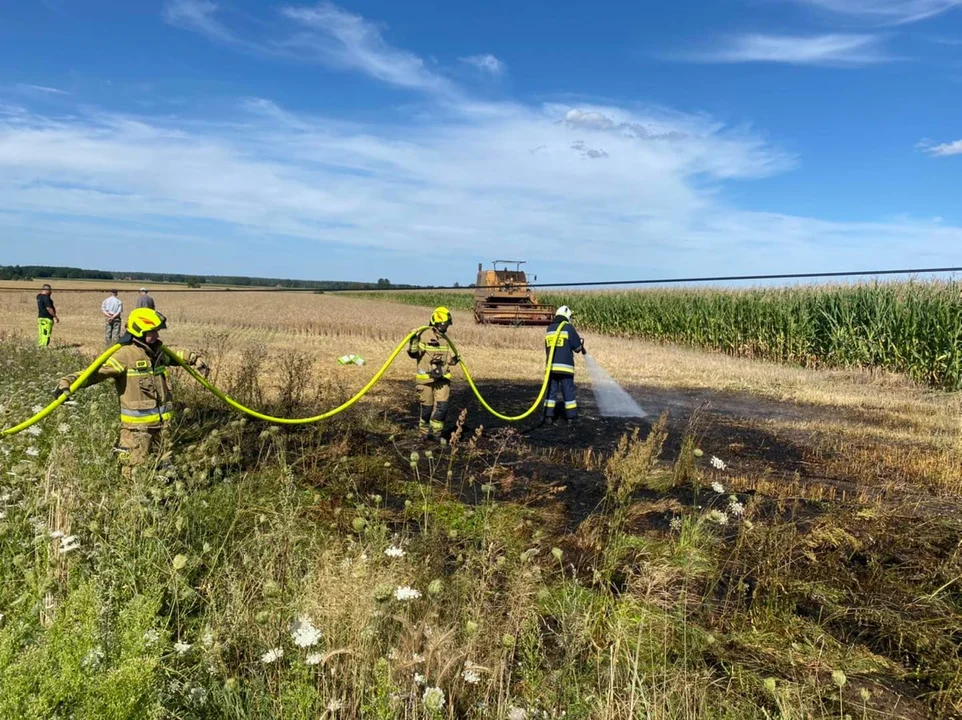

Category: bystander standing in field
[53, 308, 209, 478]
[137, 287, 156, 309]
[544, 305, 585, 425]
[101, 289, 123, 346]
[407, 307, 460, 441]
[36, 283, 58, 347]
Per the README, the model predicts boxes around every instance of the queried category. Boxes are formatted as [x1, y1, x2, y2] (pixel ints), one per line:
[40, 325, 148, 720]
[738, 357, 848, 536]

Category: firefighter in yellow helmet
[53, 308, 210, 477]
[407, 307, 459, 441]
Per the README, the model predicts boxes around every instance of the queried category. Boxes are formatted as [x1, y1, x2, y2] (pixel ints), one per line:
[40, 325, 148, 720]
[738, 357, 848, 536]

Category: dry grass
[2, 288, 958, 494]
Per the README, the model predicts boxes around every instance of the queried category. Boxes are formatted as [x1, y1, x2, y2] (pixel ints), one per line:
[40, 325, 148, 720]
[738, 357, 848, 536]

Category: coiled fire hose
[0, 324, 567, 436]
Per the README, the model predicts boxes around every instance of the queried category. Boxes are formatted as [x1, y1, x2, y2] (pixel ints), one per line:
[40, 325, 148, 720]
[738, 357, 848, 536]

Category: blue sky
[0, 0, 960, 285]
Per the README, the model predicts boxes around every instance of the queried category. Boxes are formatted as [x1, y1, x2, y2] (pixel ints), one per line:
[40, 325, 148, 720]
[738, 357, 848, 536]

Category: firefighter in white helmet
[544, 305, 585, 424]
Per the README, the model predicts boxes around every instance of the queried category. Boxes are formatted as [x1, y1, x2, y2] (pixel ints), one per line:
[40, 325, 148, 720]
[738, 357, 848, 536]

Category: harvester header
[473, 261, 554, 326]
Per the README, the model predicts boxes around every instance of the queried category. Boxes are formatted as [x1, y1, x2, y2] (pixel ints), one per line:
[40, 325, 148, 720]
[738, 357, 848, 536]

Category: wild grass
[1, 341, 960, 718]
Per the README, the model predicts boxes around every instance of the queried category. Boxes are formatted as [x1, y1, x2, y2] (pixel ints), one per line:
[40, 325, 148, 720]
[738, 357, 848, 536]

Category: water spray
[583, 354, 646, 418]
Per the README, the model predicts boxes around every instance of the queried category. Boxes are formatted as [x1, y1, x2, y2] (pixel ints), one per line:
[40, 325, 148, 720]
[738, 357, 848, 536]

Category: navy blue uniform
[544, 319, 583, 420]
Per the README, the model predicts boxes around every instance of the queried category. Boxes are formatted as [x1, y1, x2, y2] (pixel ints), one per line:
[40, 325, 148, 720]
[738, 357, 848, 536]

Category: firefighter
[407, 307, 460, 441]
[544, 305, 585, 425]
[53, 308, 209, 477]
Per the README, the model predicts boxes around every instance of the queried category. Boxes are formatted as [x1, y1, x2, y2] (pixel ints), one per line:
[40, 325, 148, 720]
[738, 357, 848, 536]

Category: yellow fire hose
[0, 324, 567, 436]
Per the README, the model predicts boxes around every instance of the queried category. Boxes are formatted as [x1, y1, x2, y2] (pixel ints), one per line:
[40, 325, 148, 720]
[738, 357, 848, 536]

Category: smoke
[583, 354, 646, 418]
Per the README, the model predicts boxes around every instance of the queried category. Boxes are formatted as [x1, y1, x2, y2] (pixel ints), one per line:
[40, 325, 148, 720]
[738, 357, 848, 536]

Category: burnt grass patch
[175, 376, 962, 717]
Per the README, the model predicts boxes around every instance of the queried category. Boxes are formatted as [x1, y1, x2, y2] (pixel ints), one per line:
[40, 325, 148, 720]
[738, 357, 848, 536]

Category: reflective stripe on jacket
[408, 328, 455, 384]
[58, 343, 204, 429]
[545, 321, 583, 375]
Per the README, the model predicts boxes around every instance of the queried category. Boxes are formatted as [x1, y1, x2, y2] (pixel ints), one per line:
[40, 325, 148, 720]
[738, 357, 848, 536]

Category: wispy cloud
[460, 54, 505, 76]
[17, 84, 70, 96]
[920, 138, 962, 155]
[279, 3, 455, 94]
[688, 33, 891, 66]
[793, 0, 962, 25]
[163, 0, 236, 43]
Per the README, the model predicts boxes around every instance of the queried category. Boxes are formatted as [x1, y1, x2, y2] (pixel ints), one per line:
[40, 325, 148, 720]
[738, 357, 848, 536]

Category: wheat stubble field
[0, 286, 960, 719]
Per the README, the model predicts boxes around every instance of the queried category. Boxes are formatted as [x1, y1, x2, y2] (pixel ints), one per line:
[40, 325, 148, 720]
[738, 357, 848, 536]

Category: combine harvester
[473, 261, 554, 326]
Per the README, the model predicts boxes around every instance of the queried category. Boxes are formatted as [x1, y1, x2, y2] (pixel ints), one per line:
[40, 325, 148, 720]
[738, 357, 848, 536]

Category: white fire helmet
[555, 305, 573, 321]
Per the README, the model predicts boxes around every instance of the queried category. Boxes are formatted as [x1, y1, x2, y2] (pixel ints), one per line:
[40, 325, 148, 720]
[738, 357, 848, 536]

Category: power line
[1, 265, 960, 293]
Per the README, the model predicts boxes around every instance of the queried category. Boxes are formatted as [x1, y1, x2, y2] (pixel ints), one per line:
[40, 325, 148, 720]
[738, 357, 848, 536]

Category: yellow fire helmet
[127, 308, 168, 338]
[431, 306, 452, 326]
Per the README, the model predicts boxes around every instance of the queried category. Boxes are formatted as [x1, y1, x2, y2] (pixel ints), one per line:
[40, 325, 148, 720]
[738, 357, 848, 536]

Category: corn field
[360, 282, 962, 389]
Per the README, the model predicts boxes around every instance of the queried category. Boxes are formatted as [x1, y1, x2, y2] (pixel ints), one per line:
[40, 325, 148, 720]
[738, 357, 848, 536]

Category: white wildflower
[414, 672, 426, 685]
[669, 516, 682, 531]
[143, 628, 160, 645]
[291, 616, 322, 648]
[462, 668, 481, 685]
[394, 586, 421, 602]
[201, 630, 215, 648]
[422, 686, 445, 712]
[261, 647, 284, 664]
[59, 535, 80, 554]
[729, 501, 745, 517]
[306, 652, 323, 666]
[58, 423, 69, 435]
[711, 481, 725, 493]
[387, 648, 399, 660]
[710, 456, 727, 471]
[174, 641, 192, 655]
[188, 686, 208, 705]
[412, 653, 425, 663]
[326, 698, 343, 712]
[25, 447, 39, 457]
[384, 545, 406, 559]
[50, 530, 64, 539]
[31, 405, 44, 414]
[706, 509, 729, 526]
[508, 708, 529, 720]
[82, 645, 104, 669]
[25, 425, 41, 436]
[0, 491, 10, 502]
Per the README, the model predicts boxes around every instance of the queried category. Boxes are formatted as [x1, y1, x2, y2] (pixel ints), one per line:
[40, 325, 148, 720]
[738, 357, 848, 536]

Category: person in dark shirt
[36, 284, 58, 347]
[136, 288, 156, 310]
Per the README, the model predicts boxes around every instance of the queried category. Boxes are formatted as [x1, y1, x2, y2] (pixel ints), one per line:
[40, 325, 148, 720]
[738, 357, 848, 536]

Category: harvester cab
[473, 260, 554, 325]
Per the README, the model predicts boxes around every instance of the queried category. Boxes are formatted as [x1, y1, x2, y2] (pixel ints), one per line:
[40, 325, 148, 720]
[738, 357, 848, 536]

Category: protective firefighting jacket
[57, 342, 206, 429]
[407, 327, 458, 384]
[544, 319, 583, 375]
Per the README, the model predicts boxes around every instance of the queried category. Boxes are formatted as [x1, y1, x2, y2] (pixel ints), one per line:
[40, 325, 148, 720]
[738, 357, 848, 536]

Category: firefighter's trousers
[37, 318, 53, 347]
[545, 373, 578, 420]
[417, 379, 451, 437]
[116, 426, 168, 478]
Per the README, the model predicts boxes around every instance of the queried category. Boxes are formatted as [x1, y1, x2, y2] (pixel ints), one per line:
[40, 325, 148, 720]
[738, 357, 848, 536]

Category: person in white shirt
[102, 289, 123, 346]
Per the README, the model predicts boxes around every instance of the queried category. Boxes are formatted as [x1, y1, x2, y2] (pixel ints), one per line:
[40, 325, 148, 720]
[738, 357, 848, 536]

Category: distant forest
[0, 265, 414, 291]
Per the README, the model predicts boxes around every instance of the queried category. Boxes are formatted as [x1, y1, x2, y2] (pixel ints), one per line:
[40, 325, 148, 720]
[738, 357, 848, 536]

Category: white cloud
[460, 54, 505, 76]
[922, 139, 962, 155]
[17, 84, 69, 96]
[163, 0, 235, 43]
[690, 33, 891, 65]
[0, 98, 957, 282]
[279, 3, 455, 94]
[793, 0, 962, 24]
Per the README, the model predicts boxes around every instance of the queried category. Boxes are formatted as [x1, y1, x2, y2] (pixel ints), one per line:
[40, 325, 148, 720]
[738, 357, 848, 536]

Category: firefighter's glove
[450, 355, 460, 366]
[53, 384, 68, 400]
[196, 361, 210, 379]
